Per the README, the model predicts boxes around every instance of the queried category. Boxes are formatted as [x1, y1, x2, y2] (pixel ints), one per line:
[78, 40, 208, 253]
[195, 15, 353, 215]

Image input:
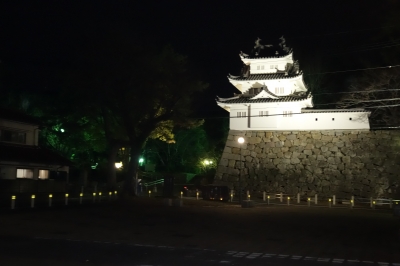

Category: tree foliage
[338, 68, 400, 127]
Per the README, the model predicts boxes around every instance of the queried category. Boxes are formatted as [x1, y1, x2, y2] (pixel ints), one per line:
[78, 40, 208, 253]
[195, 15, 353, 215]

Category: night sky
[1, 0, 399, 117]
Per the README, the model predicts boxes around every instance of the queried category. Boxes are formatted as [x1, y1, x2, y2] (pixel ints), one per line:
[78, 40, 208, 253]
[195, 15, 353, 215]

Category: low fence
[229, 190, 400, 209]
[2, 191, 119, 210]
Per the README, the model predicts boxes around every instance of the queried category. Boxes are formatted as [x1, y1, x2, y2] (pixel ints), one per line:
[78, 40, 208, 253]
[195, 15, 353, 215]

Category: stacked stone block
[214, 130, 400, 199]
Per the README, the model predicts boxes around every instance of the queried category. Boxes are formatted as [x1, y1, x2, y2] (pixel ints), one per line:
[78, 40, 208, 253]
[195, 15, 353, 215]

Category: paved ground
[0, 197, 399, 265]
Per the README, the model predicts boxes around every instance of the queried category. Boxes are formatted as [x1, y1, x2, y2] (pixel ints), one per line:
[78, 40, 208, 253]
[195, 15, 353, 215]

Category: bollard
[11, 195, 16, 210]
[49, 194, 53, 207]
[149, 190, 152, 197]
[114, 191, 118, 199]
[350, 196, 354, 209]
[230, 192, 233, 202]
[93, 192, 96, 203]
[314, 194, 318, 205]
[98, 192, 102, 203]
[109, 191, 112, 200]
[180, 191, 183, 199]
[263, 191, 266, 201]
[153, 186, 157, 193]
[80, 193, 83, 204]
[333, 195, 336, 205]
[31, 195, 35, 208]
[328, 198, 332, 208]
[248, 194, 251, 201]
[370, 197, 373, 208]
[196, 191, 199, 200]
[280, 192, 283, 203]
[246, 190, 250, 199]
[297, 193, 300, 204]
[287, 196, 290, 206]
[389, 198, 393, 209]
[372, 200, 376, 209]
[308, 197, 311, 207]
[65, 194, 69, 206]
[267, 195, 270, 205]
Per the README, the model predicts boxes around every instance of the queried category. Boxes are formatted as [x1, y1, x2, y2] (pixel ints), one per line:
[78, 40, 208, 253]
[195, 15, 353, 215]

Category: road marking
[348, 259, 360, 263]
[392, 263, 400, 266]
[378, 262, 389, 266]
[317, 258, 330, 262]
[304, 256, 317, 261]
[277, 254, 289, 259]
[226, 251, 237, 255]
[233, 252, 249, 257]
[362, 261, 373, 264]
[262, 253, 276, 258]
[219, 261, 230, 264]
[332, 258, 344, 263]
[291, 255, 302, 260]
[246, 253, 262, 259]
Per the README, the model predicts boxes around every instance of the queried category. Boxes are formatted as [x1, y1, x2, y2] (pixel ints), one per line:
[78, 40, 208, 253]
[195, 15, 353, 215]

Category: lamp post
[238, 137, 245, 203]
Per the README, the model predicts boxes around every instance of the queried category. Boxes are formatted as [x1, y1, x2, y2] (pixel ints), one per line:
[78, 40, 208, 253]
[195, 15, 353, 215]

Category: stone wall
[214, 130, 400, 199]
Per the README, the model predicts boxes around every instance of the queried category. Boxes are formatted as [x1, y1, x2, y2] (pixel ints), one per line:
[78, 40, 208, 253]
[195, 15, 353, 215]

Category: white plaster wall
[230, 111, 370, 131]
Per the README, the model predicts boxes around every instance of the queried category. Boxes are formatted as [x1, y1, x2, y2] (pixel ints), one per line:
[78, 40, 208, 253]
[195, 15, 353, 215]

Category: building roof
[241, 50, 293, 60]
[217, 95, 309, 104]
[0, 107, 41, 125]
[228, 72, 302, 81]
[302, 109, 370, 113]
[0, 143, 71, 166]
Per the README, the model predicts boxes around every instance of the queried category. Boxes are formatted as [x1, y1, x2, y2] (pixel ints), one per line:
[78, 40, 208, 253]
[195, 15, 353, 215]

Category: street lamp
[238, 137, 244, 203]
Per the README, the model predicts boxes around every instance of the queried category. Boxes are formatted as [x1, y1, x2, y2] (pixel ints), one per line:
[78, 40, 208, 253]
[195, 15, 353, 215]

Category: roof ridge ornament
[253, 37, 273, 56]
[279, 35, 291, 53]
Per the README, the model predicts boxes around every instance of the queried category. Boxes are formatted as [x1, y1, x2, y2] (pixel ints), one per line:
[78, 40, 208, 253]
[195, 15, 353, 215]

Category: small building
[217, 37, 370, 130]
[0, 108, 70, 185]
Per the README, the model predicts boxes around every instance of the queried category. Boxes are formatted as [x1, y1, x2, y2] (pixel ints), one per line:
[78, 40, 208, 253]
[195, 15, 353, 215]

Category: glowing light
[139, 158, 144, 163]
[31, 195, 35, 199]
[115, 162, 123, 169]
[60, 128, 65, 133]
[49, 194, 53, 198]
[329, 199, 331, 202]
[12, 196, 16, 200]
[65, 194, 69, 197]
[80, 193, 83, 197]
[114, 191, 117, 195]
[238, 137, 245, 144]
[109, 192, 112, 196]
[99, 192, 102, 196]
[93, 193, 96, 196]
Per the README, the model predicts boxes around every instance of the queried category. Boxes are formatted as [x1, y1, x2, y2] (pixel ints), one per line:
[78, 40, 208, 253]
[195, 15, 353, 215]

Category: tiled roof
[229, 73, 301, 81]
[217, 95, 308, 104]
[242, 50, 292, 59]
[0, 143, 71, 165]
[302, 109, 370, 113]
[0, 108, 41, 125]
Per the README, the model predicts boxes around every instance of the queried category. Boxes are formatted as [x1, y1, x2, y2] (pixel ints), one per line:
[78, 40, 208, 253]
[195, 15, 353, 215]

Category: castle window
[332, 118, 335, 121]
[349, 117, 352, 120]
[237, 112, 241, 118]
[242, 112, 246, 117]
[283, 111, 292, 117]
[259, 111, 269, 117]
[315, 118, 318, 121]
[275, 87, 284, 94]
[270, 65, 278, 69]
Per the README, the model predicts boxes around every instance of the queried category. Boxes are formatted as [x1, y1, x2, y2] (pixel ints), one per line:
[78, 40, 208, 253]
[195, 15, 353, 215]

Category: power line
[305, 64, 400, 75]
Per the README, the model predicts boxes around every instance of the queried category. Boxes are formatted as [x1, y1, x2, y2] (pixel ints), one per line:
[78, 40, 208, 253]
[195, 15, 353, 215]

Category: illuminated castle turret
[217, 37, 370, 130]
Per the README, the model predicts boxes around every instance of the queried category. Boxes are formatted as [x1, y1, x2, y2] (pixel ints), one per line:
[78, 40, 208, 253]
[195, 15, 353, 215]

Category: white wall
[230, 111, 370, 131]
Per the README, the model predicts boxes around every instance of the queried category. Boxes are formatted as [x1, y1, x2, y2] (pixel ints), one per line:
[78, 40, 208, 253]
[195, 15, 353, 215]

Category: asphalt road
[0, 198, 399, 265]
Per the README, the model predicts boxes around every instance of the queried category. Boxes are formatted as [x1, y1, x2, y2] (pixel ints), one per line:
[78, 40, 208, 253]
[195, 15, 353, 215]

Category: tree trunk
[122, 144, 141, 197]
[107, 142, 119, 191]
